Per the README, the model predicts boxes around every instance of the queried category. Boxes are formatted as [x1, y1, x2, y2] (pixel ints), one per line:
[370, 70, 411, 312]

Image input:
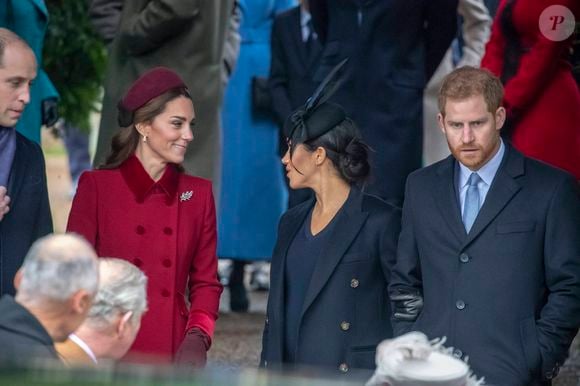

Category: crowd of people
[0, 0, 579, 385]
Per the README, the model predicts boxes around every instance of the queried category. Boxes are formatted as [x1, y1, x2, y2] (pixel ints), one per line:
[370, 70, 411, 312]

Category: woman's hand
[175, 328, 210, 368]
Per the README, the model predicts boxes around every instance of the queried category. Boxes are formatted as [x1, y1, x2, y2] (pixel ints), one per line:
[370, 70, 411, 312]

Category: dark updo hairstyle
[291, 117, 371, 185]
[99, 87, 191, 170]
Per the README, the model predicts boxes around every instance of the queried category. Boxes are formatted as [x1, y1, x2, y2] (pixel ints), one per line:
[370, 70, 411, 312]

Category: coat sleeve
[185, 183, 222, 343]
[268, 15, 294, 129]
[119, 0, 201, 56]
[221, 1, 241, 85]
[424, 0, 460, 81]
[456, 0, 492, 67]
[88, 0, 123, 44]
[388, 176, 423, 336]
[66, 172, 98, 246]
[536, 174, 580, 378]
[379, 206, 402, 285]
[33, 142, 53, 239]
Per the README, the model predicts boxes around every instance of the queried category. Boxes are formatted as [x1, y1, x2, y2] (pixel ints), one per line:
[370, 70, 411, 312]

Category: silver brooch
[180, 191, 193, 202]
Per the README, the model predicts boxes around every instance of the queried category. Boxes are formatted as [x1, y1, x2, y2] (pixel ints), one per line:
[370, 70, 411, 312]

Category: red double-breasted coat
[67, 156, 222, 362]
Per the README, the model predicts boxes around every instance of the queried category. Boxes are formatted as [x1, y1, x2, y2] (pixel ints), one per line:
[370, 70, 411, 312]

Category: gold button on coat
[340, 321, 350, 331]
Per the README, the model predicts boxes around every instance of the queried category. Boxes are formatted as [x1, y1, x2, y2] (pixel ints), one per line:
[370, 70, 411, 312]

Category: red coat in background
[481, 0, 580, 179]
[67, 156, 222, 362]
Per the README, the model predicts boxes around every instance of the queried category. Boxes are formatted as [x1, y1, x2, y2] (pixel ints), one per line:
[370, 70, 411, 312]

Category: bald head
[0, 28, 34, 67]
[16, 234, 99, 306]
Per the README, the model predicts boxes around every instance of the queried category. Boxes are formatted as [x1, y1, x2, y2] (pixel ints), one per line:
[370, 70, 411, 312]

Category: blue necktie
[463, 173, 482, 233]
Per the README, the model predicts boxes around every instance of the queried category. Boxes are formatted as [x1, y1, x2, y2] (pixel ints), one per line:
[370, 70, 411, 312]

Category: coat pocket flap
[497, 220, 536, 234]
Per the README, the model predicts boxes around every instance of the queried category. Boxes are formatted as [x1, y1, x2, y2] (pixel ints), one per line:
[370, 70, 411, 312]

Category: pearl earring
[143, 135, 148, 143]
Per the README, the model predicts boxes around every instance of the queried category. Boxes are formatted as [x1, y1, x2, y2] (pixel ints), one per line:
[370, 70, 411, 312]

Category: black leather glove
[175, 328, 210, 368]
[391, 290, 424, 322]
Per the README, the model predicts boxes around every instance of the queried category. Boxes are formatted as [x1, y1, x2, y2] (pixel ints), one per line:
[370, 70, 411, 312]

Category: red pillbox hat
[117, 67, 187, 127]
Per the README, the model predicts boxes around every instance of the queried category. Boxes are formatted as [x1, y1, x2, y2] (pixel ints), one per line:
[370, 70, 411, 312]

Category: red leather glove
[175, 328, 210, 368]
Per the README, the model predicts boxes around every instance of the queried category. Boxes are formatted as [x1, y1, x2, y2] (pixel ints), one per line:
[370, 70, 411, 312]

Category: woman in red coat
[481, 0, 580, 178]
[67, 67, 222, 365]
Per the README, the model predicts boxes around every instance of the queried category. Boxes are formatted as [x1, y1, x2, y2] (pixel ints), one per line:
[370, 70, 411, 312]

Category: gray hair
[17, 234, 99, 305]
[86, 258, 148, 329]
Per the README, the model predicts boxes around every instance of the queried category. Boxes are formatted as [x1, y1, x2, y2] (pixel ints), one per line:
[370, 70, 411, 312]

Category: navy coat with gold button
[67, 155, 222, 362]
[260, 187, 400, 374]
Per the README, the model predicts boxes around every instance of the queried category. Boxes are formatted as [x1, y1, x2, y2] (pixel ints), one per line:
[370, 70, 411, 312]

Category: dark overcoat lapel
[462, 148, 523, 249]
[300, 189, 368, 319]
[433, 146, 525, 249]
[6, 135, 29, 209]
[267, 199, 313, 360]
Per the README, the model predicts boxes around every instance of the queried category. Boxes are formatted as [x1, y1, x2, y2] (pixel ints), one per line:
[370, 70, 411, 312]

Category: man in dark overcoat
[390, 66, 580, 385]
[0, 28, 52, 296]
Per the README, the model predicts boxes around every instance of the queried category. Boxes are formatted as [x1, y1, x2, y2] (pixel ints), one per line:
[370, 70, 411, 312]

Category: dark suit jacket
[268, 6, 322, 132]
[390, 144, 580, 385]
[261, 187, 401, 376]
[0, 132, 52, 296]
[309, 0, 458, 203]
[0, 295, 58, 364]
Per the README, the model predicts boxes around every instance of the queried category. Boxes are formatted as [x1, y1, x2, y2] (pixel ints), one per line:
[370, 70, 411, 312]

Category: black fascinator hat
[284, 59, 349, 149]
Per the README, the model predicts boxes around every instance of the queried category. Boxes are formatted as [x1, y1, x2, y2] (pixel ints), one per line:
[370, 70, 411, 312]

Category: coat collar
[433, 143, 524, 248]
[0, 295, 55, 350]
[119, 155, 179, 204]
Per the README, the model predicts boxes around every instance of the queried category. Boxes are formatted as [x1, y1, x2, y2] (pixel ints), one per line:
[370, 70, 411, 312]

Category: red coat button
[136, 225, 145, 235]
[162, 259, 172, 268]
[161, 289, 170, 297]
[163, 227, 173, 235]
[133, 258, 143, 267]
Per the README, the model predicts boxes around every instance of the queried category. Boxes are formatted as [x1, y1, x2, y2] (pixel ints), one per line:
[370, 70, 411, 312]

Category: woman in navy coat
[260, 97, 401, 376]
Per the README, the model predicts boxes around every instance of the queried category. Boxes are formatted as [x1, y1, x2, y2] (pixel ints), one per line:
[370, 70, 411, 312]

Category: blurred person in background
[67, 68, 222, 367]
[269, 0, 322, 208]
[0, 234, 98, 364]
[219, 0, 295, 313]
[481, 0, 580, 179]
[308, 0, 459, 206]
[0, 28, 52, 297]
[261, 68, 401, 376]
[0, 0, 59, 144]
[57, 258, 147, 367]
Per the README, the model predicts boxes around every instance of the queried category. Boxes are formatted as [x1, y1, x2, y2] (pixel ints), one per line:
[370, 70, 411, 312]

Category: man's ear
[13, 269, 22, 290]
[117, 311, 133, 338]
[71, 290, 93, 315]
[437, 113, 446, 134]
[495, 106, 506, 130]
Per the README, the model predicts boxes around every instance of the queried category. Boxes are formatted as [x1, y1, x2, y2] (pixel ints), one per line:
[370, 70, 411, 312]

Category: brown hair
[99, 87, 191, 170]
[438, 66, 504, 117]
